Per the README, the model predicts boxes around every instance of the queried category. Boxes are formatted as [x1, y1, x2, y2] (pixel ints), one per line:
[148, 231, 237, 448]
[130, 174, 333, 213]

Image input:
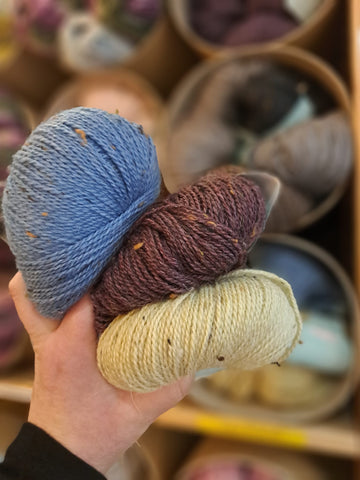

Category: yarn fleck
[2, 107, 161, 319]
[92, 170, 266, 334]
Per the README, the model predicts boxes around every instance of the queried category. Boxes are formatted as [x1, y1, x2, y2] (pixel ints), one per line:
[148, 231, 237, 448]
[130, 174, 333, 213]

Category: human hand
[9, 272, 193, 474]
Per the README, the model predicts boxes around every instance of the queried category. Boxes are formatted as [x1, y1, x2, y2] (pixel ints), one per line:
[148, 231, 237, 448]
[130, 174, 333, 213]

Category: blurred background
[0, 0, 359, 478]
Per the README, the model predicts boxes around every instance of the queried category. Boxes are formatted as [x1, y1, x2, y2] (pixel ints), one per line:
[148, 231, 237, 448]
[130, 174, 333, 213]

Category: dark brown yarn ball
[92, 171, 266, 334]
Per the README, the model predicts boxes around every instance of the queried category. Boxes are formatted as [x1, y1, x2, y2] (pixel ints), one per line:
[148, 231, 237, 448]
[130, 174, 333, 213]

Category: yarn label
[195, 414, 307, 448]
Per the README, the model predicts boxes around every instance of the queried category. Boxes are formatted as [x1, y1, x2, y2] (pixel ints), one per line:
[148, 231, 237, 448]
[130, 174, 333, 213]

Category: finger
[131, 375, 194, 422]
[58, 295, 97, 347]
[8, 272, 59, 344]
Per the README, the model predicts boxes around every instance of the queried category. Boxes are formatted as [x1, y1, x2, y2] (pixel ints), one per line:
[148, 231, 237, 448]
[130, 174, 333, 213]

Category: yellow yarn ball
[97, 269, 302, 392]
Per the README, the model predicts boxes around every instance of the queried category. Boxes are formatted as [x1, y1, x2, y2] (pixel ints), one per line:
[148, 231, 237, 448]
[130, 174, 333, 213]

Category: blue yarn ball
[3, 107, 161, 319]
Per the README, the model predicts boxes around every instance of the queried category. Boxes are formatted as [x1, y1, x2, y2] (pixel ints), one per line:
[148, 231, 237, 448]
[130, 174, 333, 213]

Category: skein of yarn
[264, 182, 315, 233]
[255, 364, 337, 408]
[58, 13, 134, 71]
[167, 60, 321, 191]
[249, 110, 353, 199]
[222, 12, 298, 47]
[287, 311, 353, 374]
[284, 0, 323, 22]
[2, 107, 161, 319]
[92, 170, 267, 333]
[186, 0, 324, 48]
[97, 269, 302, 392]
[206, 369, 256, 402]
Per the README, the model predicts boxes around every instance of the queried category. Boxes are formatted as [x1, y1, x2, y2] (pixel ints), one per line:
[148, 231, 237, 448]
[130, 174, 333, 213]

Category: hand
[9, 272, 193, 474]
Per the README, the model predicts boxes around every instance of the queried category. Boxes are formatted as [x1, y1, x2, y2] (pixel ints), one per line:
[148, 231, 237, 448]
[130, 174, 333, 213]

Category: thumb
[132, 374, 194, 422]
[8, 272, 59, 346]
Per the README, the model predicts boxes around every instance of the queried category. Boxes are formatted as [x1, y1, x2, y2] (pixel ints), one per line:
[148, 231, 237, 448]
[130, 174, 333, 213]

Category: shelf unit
[0, 0, 359, 476]
[0, 367, 359, 460]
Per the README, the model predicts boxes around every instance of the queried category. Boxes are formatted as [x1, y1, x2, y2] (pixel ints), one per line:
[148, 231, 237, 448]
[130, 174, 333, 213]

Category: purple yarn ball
[222, 11, 298, 46]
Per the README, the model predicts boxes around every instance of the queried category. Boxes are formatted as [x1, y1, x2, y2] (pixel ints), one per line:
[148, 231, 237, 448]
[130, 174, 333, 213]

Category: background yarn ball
[97, 269, 302, 392]
[248, 239, 347, 313]
[94, 0, 161, 41]
[264, 182, 315, 233]
[92, 170, 266, 333]
[58, 12, 134, 71]
[222, 12, 297, 47]
[14, 0, 66, 56]
[255, 364, 338, 408]
[2, 107, 161, 319]
[167, 60, 332, 193]
[249, 111, 353, 199]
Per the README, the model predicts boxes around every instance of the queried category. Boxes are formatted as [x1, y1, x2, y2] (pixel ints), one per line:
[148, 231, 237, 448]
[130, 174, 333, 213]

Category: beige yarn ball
[97, 269, 302, 392]
[255, 364, 338, 408]
[206, 369, 256, 402]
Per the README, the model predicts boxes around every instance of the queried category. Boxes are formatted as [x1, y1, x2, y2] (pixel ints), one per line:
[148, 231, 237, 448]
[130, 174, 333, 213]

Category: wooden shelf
[156, 401, 360, 459]
[1, 368, 359, 459]
[0, 367, 33, 404]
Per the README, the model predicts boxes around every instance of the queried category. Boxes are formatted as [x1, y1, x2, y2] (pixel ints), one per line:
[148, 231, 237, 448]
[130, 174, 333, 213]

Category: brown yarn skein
[92, 171, 266, 334]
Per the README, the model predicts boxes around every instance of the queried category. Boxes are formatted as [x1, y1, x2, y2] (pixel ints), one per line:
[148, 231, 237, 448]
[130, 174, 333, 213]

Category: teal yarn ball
[3, 107, 161, 319]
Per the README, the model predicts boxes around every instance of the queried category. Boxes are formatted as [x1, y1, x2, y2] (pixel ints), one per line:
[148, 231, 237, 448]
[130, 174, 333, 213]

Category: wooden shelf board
[0, 368, 359, 458]
[156, 401, 360, 459]
[0, 367, 33, 404]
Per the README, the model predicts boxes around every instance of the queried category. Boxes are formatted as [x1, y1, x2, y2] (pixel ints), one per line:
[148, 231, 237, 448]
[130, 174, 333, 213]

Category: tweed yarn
[249, 111, 353, 198]
[92, 171, 266, 333]
[2, 107, 161, 319]
[97, 269, 302, 392]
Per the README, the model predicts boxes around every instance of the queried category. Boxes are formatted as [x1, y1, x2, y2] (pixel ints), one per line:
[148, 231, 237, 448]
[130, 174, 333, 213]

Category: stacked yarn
[92, 171, 266, 333]
[167, 59, 352, 232]
[188, 0, 322, 47]
[3, 107, 302, 392]
[168, 60, 316, 191]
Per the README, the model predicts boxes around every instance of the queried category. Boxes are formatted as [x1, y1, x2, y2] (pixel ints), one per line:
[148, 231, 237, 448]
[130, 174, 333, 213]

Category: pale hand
[9, 272, 193, 474]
